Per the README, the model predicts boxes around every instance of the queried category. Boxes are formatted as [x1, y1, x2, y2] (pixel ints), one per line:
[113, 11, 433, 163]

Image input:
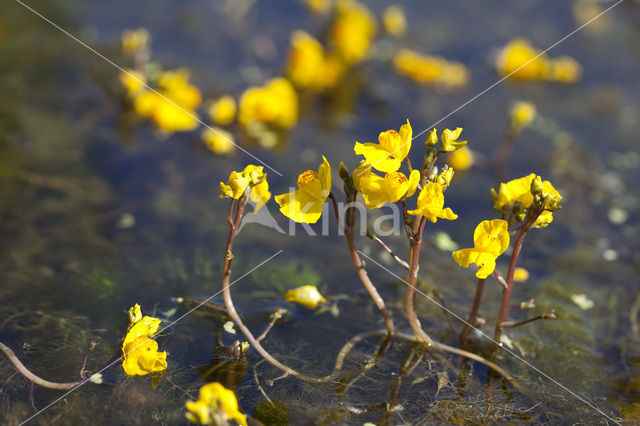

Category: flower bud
[425, 128, 438, 147]
[530, 175, 544, 196]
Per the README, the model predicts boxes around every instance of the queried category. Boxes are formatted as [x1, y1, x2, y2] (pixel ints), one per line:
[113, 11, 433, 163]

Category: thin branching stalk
[366, 229, 410, 270]
[460, 278, 486, 342]
[405, 216, 433, 346]
[330, 193, 395, 335]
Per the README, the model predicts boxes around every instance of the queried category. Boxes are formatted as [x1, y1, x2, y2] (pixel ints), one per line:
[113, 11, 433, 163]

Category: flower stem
[493, 218, 533, 343]
[405, 216, 433, 346]
[330, 193, 395, 335]
[460, 278, 486, 342]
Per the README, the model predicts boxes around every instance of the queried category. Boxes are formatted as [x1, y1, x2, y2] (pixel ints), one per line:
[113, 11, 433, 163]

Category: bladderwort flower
[207, 95, 236, 126]
[353, 160, 420, 208]
[275, 156, 331, 223]
[122, 304, 167, 377]
[185, 382, 247, 426]
[329, 0, 377, 65]
[286, 30, 343, 91]
[439, 127, 468, 152]
[219, 165, 270, 205]
[285, 285, 328, 309]
[202, 127, 235, 155]
[407, 182, 458, 223]
[452, 219, 510, 279]
[491, 173, 562, 227]
[354, 120, 412, 173]
[238, 77, 298, 129]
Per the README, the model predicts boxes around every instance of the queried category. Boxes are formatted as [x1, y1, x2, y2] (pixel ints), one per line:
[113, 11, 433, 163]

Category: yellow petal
[318, 155, 332, 198]
[285, 285, 328, 309]
[250, 180, 271, 212]
[354, 142, 402, 173]
[275, 189, 323, 223]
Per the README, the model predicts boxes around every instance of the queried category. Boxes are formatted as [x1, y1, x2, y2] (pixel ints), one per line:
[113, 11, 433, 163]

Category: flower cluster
[185, 382, 247, 426]
[394, 49, 470, 90]
[121, 304, 167, 377]
[495, 38, 582, 83]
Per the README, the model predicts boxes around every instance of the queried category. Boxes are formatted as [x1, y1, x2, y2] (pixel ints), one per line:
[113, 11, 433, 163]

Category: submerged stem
[460, 278, 486, 342]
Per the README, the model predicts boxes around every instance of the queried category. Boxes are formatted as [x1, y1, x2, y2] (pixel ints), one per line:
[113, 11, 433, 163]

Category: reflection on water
[1, 0, 640, 423]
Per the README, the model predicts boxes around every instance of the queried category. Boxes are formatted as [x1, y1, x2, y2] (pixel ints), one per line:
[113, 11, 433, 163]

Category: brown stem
[502, 310, 556, 328]
[331, 193, 395, 335]
[405, 216, 433, 346]
[460, 278, 486, 342]
[493, 218, 533, 343]
[0, 342, 83, 390]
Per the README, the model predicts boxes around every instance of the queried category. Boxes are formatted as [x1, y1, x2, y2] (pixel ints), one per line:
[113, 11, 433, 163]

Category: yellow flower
[436, 166, 455, 189]
[219, 165, 267, 200]
[122, 304, 167, 377]
[121, 28, 149, 55]
[393, 49, 469, 89]
[493, 174, 562, 214]
[249, 179, 271, 212]
[156, 69, 202, 110]
[439, 127, 467, 152]
[150, 98, 200, 133]
[305, 0, 331, 14]
[286, 31, 329, 90]
[275, 156, 331, 224]
[383, 5, 407, 37]
[513, 267, 530, 282]
[238, 78, 298, 129]
[495, 38, 549, 80]
[354, 162, 420, 208]
[452, 219, 510, 279]
[202, 127, 235, 155]
[207, 95, 236, 125]
[185, 382, 247, 426]
[330, 0, 377, 64]
[122, 336, 168, 377]
[510, 101, 536, 132]
[120, 69, 146, 98]
[548, 56, 582, 83]
[407, 182, 458, 223]
[447, 146, 474, 171]
[285, 285, 328, 309]
[354, 119, 412, 173]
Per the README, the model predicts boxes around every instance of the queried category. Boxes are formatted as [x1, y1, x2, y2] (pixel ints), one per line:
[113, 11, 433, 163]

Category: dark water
[1, 0, 640, 424]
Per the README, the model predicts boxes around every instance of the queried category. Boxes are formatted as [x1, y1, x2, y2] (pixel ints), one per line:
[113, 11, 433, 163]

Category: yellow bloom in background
[330, 0, 376, 64]
[513, 267, 530, 282]
[452, 219, 510, 279]
[207, 95, 236, 125]
[548, 56, 582, 83]
[285, 285, 328, 309]
[510, 101, 536, 132]
[121, 28, 149, 56]
[122, 336, 168, 377]
[185, 382, 247, 426]
[408, 182, 458, 223]
[305, 0, 332, 14]
[495, 38, 549, 80]
[495, 38, 581, 83]
[156, 69, 202, 110]
[447, 146, 474, 171]
[120, 69, 146, 98]
[122, 304, 167, 377]
[202, 127, 235, 155]
[150, 98, 200, 133]
[393, 49, 469, 89]
[286, 31, 337, 90]
[275, 156, 331, 224]
[354, 119, 412, 173]
[383, 5, 407, 37]
[238, 77, 298, 129]
[355, 164, 420, 208]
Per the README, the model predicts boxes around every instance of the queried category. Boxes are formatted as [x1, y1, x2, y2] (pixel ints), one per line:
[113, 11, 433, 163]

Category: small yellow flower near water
[120, 69, 146, 98]
[121, 28, 149, 56]
[306, 0, 332, 14]
[286, 31, 343, 90]
[185, 382, 247, 426]
[202, 127, 235, 155]
[393, 49, 469, 89]
[493, 174, 562, 223]
[447, 146, 474, 171]
[156, 69, 202, 110]
[510, 101, 536, 132]
[275, 156, 331, 223]
[207, 95, 236, 126]
[238, 78, 298, 129]
[383, 5, 407, 37]
[354, 119, 412, 173]
[354, 162, 420, 208]
[513, 267, 530, 282]
[408, 182, 458, 223]
[122, 304, 167, 377]
[219, 165, 268, 200]
[285, 285, 328, 309]
[452, 219, 510, 279]
[439, 127, 467, 152]
[330, 0, 377, 64]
